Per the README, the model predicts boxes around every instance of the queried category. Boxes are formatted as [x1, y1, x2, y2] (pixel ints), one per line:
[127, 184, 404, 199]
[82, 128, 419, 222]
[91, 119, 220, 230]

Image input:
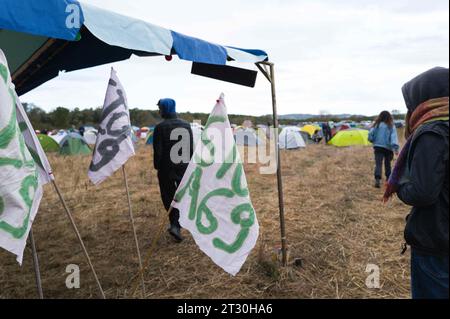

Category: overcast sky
[21, 0, 449, 116]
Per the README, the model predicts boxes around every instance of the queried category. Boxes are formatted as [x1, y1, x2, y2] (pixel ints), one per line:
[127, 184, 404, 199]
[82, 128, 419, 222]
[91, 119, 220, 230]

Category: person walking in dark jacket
[369, 111, 400, 188]
[322, 122, 332, 144]
[153, 98, 193, 242]
[383, 67, 449, 299]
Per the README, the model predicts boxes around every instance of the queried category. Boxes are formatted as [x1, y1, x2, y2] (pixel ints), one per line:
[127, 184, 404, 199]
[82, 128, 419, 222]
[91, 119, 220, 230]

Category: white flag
[15, 94, 54, 185]
[0, 49, 43, 264]
[88, 68, 135, 185]
[172, 94, 259, 276]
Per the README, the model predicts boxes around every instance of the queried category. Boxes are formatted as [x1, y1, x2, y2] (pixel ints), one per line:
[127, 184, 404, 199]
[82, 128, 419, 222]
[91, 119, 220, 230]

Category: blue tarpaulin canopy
[0, 0, 268, 95]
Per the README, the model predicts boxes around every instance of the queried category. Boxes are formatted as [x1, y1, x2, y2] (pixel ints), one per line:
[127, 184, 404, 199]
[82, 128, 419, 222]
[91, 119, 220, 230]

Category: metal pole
[267, 62, 288, 266]
[122, 165, 146, 298]
[52, 180, 106, 299]
[29, 229, 44, 299]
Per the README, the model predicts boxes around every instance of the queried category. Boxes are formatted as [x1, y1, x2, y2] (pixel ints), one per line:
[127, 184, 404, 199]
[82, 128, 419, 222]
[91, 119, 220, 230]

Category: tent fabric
[80, 2, 172, 56]
[146, 132, 154, 145]
[0, 0, 83, 41]
[145, 128, 155, 145]
[59, 133, 91, 155]
[328, 129, 371, 147]
[83, 130, 97, 145]
[50, 131, 67, 144]
[279, 127, 306, 149]
[299, 131, 314, 144]
[300, 125, 321, 137]
[37, 134, 60, 152]
[0, 0, 269, 95]
[171, 31, 228, 65]
[6, 28, 140, 96]
[235, 128, 265, 146]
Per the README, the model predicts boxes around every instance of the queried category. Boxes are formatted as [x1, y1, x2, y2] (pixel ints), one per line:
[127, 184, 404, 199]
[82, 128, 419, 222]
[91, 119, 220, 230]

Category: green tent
[328, 129, 371, 147]
[59, 133, 92, 156]
[37, 134, 60, 152]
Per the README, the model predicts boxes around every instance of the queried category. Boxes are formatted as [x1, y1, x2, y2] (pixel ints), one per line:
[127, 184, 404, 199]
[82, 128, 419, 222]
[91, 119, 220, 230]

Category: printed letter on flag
[0, 50, 43, 264]
[172, 94, 259, 276]
[88, 68, 135, 185]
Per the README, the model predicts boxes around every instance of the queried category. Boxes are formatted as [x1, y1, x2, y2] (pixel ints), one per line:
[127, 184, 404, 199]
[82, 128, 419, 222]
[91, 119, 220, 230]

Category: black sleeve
[397, 132, 447, 207]
[153, 125, 163, 170]
[188, 125, 194, 158]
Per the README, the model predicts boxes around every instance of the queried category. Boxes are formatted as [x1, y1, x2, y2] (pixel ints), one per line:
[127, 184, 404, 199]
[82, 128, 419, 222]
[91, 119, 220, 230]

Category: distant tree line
[22, 102, 406, 131]
[22, 103, 275, 130]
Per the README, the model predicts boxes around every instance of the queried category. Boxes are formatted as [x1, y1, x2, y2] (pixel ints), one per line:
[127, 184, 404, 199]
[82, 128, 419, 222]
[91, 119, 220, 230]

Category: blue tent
[0, 0, 268, 95]
[145, 127, 155, 145]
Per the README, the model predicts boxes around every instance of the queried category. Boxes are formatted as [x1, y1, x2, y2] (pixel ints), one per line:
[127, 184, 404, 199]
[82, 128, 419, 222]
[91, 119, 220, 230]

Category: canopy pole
[257, 61, 288, 267]
[122, 165, 146, 298]
[52, 180, 106, 299]
[29, 228, 44, 299]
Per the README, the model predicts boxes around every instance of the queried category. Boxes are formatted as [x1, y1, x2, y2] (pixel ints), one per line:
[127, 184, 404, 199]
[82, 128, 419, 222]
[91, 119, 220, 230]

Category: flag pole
[29, 228, 44, 299]
[122, 164, 146, 298]
[52, 180, 106, 299]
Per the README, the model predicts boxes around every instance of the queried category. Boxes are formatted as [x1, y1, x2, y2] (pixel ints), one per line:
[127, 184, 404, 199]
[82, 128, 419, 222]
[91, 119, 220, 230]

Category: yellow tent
[328, 129, 371, 147]
[300, 124, 321, 137]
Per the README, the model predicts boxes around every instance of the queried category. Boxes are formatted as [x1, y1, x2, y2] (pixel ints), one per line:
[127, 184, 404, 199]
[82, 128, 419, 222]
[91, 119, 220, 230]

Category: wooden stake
[269, 63, 288, 267]
[29, 228, 43, 299]
[52, 180, 106, 299]
[122, 165, 146, 298]
[257, 61, 288, 266]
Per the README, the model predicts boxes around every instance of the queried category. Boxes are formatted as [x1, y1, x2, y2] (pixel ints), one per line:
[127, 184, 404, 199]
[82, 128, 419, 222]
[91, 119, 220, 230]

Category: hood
[157, 98, 176, 118]
[402, 67, 449, 112]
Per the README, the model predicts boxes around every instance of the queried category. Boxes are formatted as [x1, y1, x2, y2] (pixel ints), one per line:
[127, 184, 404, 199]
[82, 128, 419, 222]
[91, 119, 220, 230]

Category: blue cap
[157, 98, 176, 116]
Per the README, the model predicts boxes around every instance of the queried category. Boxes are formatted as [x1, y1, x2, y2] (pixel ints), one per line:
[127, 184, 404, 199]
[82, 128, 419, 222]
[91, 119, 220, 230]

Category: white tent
[279, 127, 306, 149]
[50, 130, 67, 144]
[84, 129, 98, 145]
[235, 128, 265, 146]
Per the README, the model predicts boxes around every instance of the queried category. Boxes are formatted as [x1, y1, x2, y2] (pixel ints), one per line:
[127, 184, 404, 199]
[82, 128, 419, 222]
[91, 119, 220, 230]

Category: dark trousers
[411, 250, 449, 299]
[157, 171, 181, 228]
[374, 147, 394, 180]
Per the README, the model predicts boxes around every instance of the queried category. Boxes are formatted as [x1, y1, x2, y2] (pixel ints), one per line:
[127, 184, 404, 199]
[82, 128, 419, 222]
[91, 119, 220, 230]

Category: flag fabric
[15, 94, 54, 185]
[88, 68, 135, 185]
[172, 94, 259, 276]
[0, 49, 43, 264]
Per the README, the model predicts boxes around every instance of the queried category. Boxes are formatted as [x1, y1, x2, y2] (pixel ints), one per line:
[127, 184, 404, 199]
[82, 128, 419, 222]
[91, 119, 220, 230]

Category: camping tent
[83, 129, 98, 145]
[145, 127, 155, 145]
[235, 128, 265, 146]
[59, 133, 92, 156]
[300, 124, 321, 137]
[279, 127, 306, 149]
[50, 130, 67, 144]
[328, 129, 371, 147]
[37, 134, 60, 152]
[299, 131, 314, 144]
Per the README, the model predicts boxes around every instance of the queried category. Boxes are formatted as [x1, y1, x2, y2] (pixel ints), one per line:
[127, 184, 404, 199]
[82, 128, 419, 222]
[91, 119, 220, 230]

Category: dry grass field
[0, 138, 412, 299]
